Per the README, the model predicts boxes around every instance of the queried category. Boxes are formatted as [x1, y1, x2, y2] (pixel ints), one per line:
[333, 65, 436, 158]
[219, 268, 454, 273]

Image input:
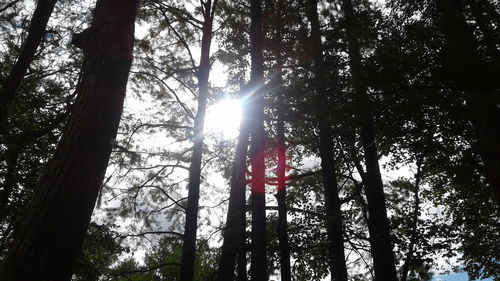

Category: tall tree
[271, 0, 291, 280]
[216, 108, 250, 281]
[248, 0, 267, 279]
[0, 0, 58, 134]
[305, 1, 348, 280]
[0, 0, 139, 279]
[179, 1, 218, 280]
[340, 0, 398, 280]
[435, 0, 500, 203]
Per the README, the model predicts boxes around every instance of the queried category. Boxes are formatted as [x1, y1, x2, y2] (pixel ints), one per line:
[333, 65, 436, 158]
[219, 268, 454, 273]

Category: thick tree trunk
[179, 2, 216, 281]
[217, 114, 250, 281]
[340, 1, 399, 281]
[248, 0, 267, 280]
[436, 0, 500, 204]
[0, 0, 58, 135]
[305, 1, 348, 281]
[0, 0, 139, 280]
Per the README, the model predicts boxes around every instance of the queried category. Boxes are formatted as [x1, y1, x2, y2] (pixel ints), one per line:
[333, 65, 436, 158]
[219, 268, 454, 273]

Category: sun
[204, 98, 242, 139]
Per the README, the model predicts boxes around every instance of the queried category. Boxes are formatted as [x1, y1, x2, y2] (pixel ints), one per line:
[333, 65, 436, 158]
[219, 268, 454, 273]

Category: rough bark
[248, 0, 267, 279]
[305, 1, 348, 281]
[340, 0, 399, 280]
[436, 0, 500, 204]
[0, 0, 139, 280]
[217, 112, 250, 281]
[0, 0, 58, 135]
[179, 1, 216, 281]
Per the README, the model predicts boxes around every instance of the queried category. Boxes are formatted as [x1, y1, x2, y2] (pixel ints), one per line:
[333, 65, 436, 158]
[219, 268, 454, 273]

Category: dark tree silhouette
[340, 0, 398, 280]
[435, 0, 500, 204]
[179, 1, 218, 280]
[272, 0, 291, 280]
[248, 0, 267, 279]
[0, 0, 139, 279]
[0, 0, 58, 134]
[305, 0, 349, 280]
[216, 109, 250, 281]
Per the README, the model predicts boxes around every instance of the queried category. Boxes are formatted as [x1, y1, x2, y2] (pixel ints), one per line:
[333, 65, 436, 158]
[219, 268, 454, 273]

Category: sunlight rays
[204, 97, 243, 139]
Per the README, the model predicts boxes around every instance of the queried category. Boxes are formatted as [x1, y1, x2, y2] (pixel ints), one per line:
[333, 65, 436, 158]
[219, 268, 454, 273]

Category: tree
[179, 0, 219, 280]
[340, 0, 398, 280]
[434, 0, 500, 204]
[304, 1, 348, 280]
[268, 0, 291, 279]
[0, 0, 140, 279]
[0, 0, 58, 134]
[248, 0, 267, 279]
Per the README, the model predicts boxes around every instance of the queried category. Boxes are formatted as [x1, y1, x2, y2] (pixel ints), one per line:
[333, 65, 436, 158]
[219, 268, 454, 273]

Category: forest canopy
[0, 0, 499, 281]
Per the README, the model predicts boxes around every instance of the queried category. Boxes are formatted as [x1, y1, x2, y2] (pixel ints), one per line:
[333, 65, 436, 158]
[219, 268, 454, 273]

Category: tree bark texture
[0, 0, 58, 135]
[0, 0, 139, 280]
[340, 0, 399, 280]
[179, 2, 216, 281]
[436, 0, 500, 204]
[248, 0, 267, 279]
[305, 1, 349, 281]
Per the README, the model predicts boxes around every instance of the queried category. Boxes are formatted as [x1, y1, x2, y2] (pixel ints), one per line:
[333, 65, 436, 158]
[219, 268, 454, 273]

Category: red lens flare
[245, 139, 291, 193]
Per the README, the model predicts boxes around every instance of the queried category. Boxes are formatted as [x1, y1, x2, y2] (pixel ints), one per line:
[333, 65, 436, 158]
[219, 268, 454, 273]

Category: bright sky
[433, 272, 493, 281]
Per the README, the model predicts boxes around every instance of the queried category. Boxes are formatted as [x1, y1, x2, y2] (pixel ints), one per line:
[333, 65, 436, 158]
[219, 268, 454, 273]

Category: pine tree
[0, 0, 139, 279]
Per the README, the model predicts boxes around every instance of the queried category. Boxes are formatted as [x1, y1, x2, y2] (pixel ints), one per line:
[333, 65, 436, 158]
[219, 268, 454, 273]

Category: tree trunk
[340, 1, 399, 281]
[305, 1, 348, 281]
[248, 0, 267, 279]
[179, 2, 216, 281]
[0, 0, 139, 280]
[0, 0, 58, 135]
[436, 0, 500, 204]
[237, 238, 248, 281]
[274, 4, 292, 280]
[400, 158, 423, 281]
[217, 103, 250, 281]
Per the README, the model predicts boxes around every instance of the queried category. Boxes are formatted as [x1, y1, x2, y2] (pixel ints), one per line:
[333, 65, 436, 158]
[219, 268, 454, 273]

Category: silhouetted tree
[0, 0, 139, 279]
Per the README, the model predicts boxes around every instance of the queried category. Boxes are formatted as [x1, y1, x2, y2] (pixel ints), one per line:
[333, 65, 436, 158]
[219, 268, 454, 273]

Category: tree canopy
[0, 0, 498, 281]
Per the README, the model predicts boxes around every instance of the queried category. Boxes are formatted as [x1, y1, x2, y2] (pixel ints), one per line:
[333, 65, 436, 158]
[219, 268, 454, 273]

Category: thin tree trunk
[0, 0, 139, 280]
[179, 2, 217, 281]
[248, 0, 267, 279]
[217, 109, 250, 281]
[305, 1, 348, 281]
[272, 1, 291, 280]
[0, 0, 58, 135]
[340, 1, 399, 280]
[400, 157, 423, 281]
[436, 0, 500, 204]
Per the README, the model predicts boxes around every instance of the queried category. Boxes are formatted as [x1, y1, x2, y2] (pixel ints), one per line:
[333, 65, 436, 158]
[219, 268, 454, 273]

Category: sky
[433, 272, 494, 281]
